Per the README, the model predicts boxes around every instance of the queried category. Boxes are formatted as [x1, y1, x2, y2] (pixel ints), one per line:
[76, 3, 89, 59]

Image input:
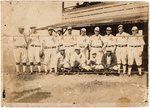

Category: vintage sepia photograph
[1, 1, 149, 107]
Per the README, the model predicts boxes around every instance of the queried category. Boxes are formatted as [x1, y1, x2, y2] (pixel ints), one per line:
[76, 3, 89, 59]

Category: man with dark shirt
[101, 50, 118, 74]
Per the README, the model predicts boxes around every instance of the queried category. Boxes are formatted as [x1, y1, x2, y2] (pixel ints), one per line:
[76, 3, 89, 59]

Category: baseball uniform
[76, 35, 90, 62]
[116, 32, 130, 64]
[102, 34, 116, 53]
[13, 33, 27, 73]
[89, 34, 104, 64]
[128, 35, 145, 66]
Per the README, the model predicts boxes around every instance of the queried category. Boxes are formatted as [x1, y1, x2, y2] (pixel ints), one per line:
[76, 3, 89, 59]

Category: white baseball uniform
[70, 52, 86, 68]
[128, 35, 145, 66]
[102, 34, 116, 53]
[28, 33, 41, 63]
[116, 32, 130, 64]
[13, 33, 27, 63]
[76, 35, 90, 61]
[63, 34, 76, 59]
[42, 36, 57, 68]
[89, 34, 104, 64]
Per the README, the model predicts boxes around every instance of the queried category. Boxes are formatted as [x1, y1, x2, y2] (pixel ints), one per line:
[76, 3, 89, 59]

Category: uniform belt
[44, 46, 56, 49]
[16, 46, 26, 48]
[117, 45, 127, 47]
[31, 45, 40, 47]
[106, 45, 114, 47]
[130, 45, 141, 47]
[80, 46, 86, 48]
[65, 45, 75, 47]
[91, 46, 102, 48]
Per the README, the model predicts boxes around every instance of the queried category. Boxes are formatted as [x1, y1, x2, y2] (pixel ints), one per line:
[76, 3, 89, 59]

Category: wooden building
[38, 2, 148, 70]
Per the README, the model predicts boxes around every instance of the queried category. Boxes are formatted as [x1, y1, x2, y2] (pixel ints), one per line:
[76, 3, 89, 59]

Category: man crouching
[53, 47, 71, 75]
[70, 47, 88, 73]
[101, 50, 119, 75]
[86, 53, 104, 72]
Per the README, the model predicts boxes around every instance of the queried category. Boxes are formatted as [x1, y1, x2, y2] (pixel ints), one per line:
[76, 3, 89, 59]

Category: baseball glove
[39, 50, 44, 58]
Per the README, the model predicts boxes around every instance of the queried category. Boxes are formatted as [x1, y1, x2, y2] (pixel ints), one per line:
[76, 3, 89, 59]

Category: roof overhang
[37, 12, 148, 30]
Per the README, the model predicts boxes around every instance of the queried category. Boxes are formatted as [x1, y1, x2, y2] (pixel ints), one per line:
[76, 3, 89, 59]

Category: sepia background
[1, 1, 149, 107]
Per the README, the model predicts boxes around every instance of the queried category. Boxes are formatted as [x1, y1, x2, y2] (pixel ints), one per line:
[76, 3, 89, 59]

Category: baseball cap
[48, 27, 53, 30]
[92, 53, 97, 55]
[75, 46, 80, 50]
[59, 47, 65, 51]
[132, 26, 138, 31]
[18, 26, 24, 29]
[57, 28, 62, 31]
[106, 27, 112, 31]
[30, 26, 36, 29]
[94, 27, 100, 31]
[81, 28, 86, 32]
[67, 26, 72, 30]
[118, 25, 123, 29]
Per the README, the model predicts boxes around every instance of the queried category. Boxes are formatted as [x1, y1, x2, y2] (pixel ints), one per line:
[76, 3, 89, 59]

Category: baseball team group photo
[2, 1, 149, 107]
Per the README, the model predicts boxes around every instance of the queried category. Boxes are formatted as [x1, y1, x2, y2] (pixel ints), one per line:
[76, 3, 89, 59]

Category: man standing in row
[76, 28, 89, 63]
[89, 27, 104, 65]
[102, 27, 116, 53]
[63, 26, 76, 60]
[42, 27, 57, 74]
[13, 27, 28, 75]
[128, 26, 145, 76]
[115, 25, 130, 74]
[28, 27, 42, 74]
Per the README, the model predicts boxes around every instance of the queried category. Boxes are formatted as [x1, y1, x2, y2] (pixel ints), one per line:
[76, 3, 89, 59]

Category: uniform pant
[28, 46, 40, 63]
[84, 64, 104, 71]
[128, 46, 142, 66]
[44, 48, 56, 68]
[116, 47, 127, 64]
[13, 47, 27, 63]
[90, 48, 103, 64]
[102, 65, 118, 70]
[57, 62, 71, 71]
[65, 47, 75, 60]
[80, 48, 89, 62]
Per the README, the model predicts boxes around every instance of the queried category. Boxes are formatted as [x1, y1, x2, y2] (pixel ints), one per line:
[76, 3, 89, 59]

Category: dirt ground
[2, 37, 148, 107]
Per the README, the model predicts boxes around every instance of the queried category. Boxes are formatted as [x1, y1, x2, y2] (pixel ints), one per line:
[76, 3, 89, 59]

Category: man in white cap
[70, 46, 87, 72]
[63, 26, 76, 60]
[42, 27, 58, 74]
[28, 26, 43, 74]
[89, 27, 105, 65]
[56, 28, 64, 50]
[76, 28, 90, 64]
[115, 25, 130, 74]
[102, 27, 116, 53]
[53, 47, 71, 75]
[86, 53, 104, 71]
[127, 26, 145, 76]
[13, 27, 28, 75]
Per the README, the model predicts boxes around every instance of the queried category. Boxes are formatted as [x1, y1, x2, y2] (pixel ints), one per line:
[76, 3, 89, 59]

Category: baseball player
[116, 25, 130, 74]
[53, 47, 71, 75]
[87, 53, 103, 71]
[63, 26, 76, 60]
[42, 27, 57, 74]
[13, 27, 28, 75]
[127, 26, 145, 76]
[102, 27, 116, 53]
[89, 27, 104, 64]
[76, 28, 90, 63]
[28, 27, 43, 74]
[56, 28, 63, 52]
[70, 47, 87, 71]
